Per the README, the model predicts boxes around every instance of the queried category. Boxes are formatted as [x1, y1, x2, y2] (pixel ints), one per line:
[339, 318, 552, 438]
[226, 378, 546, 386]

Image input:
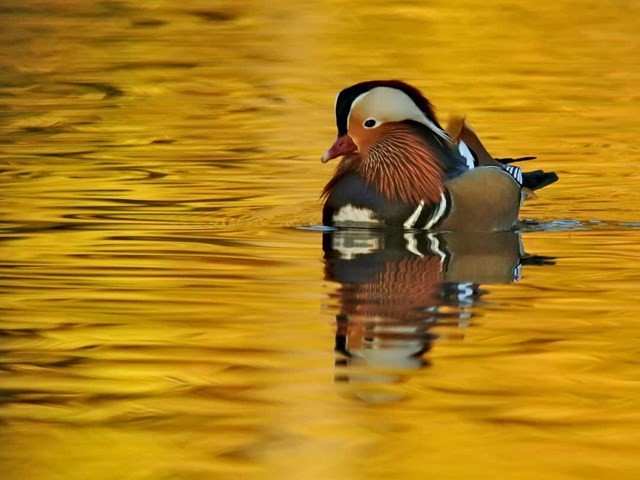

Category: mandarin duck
[321, 80, 558, 231]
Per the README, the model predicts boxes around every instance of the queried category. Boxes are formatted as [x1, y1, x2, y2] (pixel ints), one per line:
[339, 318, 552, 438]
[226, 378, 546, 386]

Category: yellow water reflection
[2, 1, 640, 479]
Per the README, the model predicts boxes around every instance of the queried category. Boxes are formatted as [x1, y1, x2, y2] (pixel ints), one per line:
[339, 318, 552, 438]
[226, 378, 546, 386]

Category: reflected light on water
[2, 1, 640, 479]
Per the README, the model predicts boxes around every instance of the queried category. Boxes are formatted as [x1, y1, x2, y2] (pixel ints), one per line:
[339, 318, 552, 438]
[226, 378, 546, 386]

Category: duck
[320, 80, 558, 231]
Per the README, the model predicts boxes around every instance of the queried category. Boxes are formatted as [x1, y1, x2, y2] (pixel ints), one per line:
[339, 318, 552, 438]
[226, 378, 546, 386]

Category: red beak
[321, 135, 357, 163]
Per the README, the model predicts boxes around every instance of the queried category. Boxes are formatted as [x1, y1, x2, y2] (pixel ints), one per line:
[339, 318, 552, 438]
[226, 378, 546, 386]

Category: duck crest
[335, 80, 440, 136]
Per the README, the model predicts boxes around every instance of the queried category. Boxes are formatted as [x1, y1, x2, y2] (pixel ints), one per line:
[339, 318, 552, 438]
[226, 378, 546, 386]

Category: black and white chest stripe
[331, 190, 451, 230]
[402, 191, 450, 230]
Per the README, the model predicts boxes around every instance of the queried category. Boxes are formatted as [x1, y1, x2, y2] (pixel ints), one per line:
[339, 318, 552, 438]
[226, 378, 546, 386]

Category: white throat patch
[332, 204, 379, 225]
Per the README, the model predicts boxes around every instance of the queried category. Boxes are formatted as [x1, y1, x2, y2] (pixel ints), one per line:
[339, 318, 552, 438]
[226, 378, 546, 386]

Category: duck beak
[321, 135, 357, 163]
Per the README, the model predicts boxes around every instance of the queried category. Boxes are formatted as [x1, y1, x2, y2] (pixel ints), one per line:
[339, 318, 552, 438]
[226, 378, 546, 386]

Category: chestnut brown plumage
[322, 123, 445, 205]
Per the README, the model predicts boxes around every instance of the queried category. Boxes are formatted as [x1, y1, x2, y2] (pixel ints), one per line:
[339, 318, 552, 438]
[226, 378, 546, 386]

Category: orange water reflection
[2, 0, 640, 479]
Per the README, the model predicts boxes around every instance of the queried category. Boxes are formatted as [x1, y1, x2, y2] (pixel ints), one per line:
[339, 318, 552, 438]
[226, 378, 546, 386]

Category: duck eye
[363, 119, 377, 128]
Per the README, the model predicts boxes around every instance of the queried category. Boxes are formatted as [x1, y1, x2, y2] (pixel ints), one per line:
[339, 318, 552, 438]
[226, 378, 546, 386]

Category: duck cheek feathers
[321, 134, 357, 163]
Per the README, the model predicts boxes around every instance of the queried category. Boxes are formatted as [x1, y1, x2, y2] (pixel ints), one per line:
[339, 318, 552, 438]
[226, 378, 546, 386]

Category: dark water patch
[14, 82, 123, 100]
[188, 195, 257, 206]
[1, 222, 105, 235]
[0, 323, 107, 337]
[67, 251, 280, 267]
[130, 19, 167, 28]
[59, 212, 194, 224]
[35, 150, 100, 158]
[90, 166, 169, 181]
[482, 416, 593, 428]
[0, 391, 85, 407]
[0, 236, 26, 243]
[105, 234, 252, 250]
[185, 206, 225, 214]
[227, 146, 267, 155]
[180, 195, 257, 205]
[0, 168, 53, 179]
[189, 10, 237, 23]
[11, 0, 138, 19]
[198, 161, 246, 170]
[87, 198, 184, 207]
[62, 82, 125, 99]
[104, 61, 200, 72]
[17, 123, 75, 134]
[228, 106, 263, 114]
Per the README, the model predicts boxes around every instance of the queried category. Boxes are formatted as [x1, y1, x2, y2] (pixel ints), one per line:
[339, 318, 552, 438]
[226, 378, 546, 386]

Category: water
[2, 1, 640, 479]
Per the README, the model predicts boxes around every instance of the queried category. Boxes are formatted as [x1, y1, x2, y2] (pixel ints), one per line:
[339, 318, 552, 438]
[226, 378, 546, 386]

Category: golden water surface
[2, 1, 640, 479]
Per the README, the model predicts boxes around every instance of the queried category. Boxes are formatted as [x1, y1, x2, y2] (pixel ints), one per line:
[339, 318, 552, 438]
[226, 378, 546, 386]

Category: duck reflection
[323, 229, 552, 380]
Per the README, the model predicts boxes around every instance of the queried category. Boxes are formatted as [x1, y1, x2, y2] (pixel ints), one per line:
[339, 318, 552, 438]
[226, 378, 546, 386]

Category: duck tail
[520, 170, 559, 191]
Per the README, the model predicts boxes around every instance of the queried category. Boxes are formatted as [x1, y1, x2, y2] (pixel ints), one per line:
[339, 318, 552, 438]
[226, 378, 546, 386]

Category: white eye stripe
[347, 87, 453, 143]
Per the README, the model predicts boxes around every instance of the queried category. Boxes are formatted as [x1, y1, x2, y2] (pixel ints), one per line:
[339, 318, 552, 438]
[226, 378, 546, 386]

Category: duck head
[322, 80, 457, 205]
[321, 80, 452, 163]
